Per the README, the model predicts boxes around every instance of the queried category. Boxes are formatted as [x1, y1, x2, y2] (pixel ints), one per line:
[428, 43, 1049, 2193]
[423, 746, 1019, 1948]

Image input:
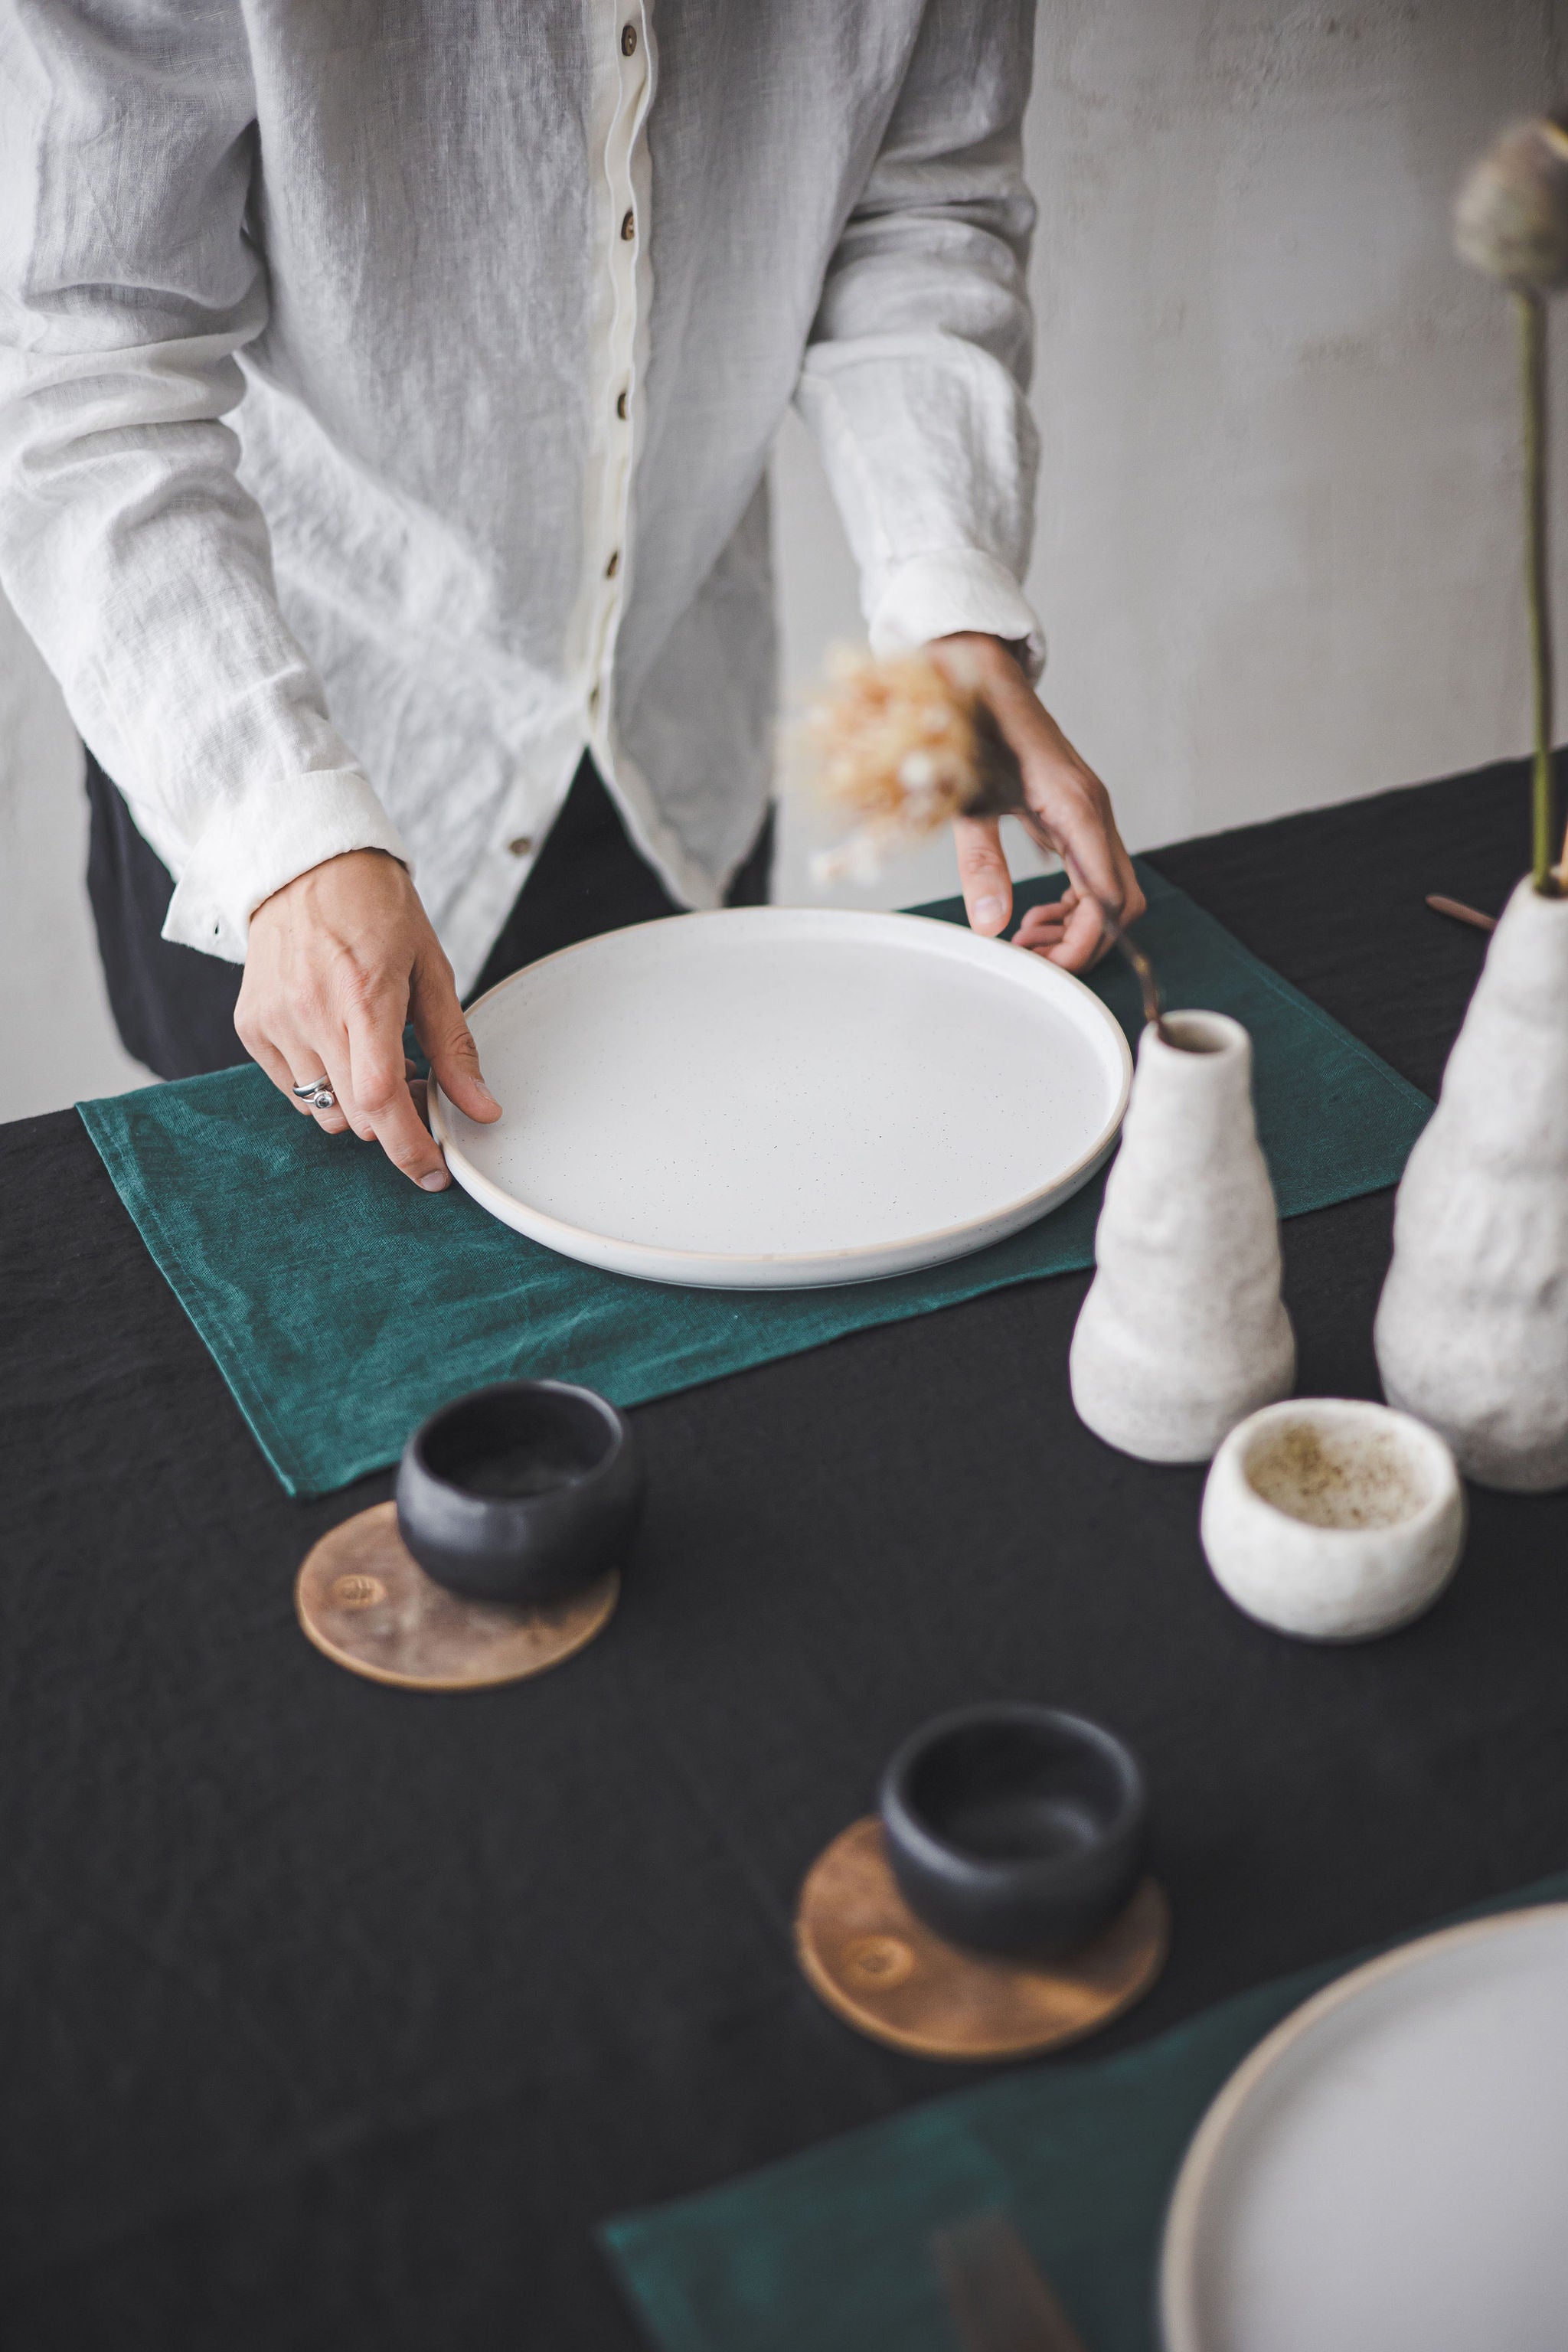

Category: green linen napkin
[601, 1873, 1568, 2352]
[77, 865, 1430, 1498]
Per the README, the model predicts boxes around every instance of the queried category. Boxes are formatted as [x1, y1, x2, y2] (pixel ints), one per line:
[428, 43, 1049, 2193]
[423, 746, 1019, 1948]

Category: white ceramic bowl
[1200, 1399, 1465, 1642]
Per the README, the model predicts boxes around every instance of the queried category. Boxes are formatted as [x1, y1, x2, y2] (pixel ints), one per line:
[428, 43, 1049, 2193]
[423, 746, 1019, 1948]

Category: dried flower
[799, 645, 1023, 884]
[795, 644, 1172, 1031]
[1454, 116, 1568, 292]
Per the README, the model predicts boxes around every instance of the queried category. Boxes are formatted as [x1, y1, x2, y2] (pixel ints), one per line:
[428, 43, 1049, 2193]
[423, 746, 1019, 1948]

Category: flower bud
[1455, 116, 1568, 292]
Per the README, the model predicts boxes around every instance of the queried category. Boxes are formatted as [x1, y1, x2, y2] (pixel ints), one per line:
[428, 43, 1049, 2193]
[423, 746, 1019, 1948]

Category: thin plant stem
[1519, 290, 1560, 893]
[1101, 907, 1171, 1040]
[1014, 807, 1171, 1040]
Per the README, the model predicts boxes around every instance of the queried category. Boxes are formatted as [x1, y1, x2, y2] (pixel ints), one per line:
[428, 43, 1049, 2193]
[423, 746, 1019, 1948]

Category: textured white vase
[1374, 878, 1568, 1491]
[1070, 1011, 1295, 1463]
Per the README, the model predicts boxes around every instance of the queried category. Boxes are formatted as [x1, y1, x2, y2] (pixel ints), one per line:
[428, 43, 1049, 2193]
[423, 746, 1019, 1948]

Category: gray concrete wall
[4, 0, 1566, 1120]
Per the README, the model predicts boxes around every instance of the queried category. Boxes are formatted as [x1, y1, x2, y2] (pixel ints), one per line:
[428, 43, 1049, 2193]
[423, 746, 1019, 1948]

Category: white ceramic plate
[431, 906, 1132, 1288]
[1161, 1904, 1568, 2352]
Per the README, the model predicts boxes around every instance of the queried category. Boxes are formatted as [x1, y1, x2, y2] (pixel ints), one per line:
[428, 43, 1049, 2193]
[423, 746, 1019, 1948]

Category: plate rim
[430, 905, 1134, 1287]
[1158, 1900, 1568, 2352]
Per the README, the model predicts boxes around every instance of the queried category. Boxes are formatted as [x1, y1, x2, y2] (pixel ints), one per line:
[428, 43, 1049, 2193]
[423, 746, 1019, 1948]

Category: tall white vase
[1070, 1011, 1295, 1463]
[1374, 879, 1568, 1491]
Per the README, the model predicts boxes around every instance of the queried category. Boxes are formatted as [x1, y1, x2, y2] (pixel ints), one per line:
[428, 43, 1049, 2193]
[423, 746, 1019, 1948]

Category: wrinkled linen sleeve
[795, 0, 1044, 674]
[0, 1, 406, 962]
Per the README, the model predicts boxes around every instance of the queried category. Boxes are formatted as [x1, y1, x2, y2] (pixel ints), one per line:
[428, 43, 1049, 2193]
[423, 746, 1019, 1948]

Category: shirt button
[621, 22, 637, 54]
[605, 550, 619, 578]
[620, 208, 635, 242]
[508, 835, 534, 858]
[616, 388, 628, 420]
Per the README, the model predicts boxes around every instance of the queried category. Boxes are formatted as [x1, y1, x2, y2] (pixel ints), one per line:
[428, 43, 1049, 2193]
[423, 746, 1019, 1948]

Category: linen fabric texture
[76, 865, 1432, 1498]
[0, 0, 1042, 992]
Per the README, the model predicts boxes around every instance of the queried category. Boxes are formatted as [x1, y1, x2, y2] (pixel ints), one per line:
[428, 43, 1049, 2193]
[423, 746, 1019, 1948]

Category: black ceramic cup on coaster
[879, 1702, 1147, 1962]
[396, 1379, 644, 1606]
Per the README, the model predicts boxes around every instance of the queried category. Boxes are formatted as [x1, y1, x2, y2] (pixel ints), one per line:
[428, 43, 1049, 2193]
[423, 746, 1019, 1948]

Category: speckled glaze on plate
[431, 907, 1132, 1289]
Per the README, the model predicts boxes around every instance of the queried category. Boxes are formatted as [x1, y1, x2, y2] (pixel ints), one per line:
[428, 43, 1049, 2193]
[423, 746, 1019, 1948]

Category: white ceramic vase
[1374, 878, 1568, 1491]
[1070, 1011, 1295, 1463]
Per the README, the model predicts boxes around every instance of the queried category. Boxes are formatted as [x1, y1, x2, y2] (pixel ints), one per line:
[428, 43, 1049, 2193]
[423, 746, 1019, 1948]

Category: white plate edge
[432, 1109, 1123, 1289]
[1156, 1901, 1568, 2352]
[458, 901, 1098, 1014]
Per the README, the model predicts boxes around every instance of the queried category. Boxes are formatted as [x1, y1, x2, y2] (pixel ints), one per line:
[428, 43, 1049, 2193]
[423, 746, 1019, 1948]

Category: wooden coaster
[795, 1816, 1169, 2061]
[295, 1502, 619, 1690]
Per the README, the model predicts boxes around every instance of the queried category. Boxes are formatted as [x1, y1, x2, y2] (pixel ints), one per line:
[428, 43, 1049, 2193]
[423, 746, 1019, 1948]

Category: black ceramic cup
[395, 1380, 644, 1606]
[879, 1703, 1146, 1962]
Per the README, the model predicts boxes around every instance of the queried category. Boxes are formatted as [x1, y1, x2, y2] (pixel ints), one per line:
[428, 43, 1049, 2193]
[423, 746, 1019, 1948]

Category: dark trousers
[84, 750, 773, 1081]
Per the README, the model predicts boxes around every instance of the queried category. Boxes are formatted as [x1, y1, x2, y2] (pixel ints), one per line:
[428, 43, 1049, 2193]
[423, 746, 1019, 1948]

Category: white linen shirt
[0, 0, 1043, 993]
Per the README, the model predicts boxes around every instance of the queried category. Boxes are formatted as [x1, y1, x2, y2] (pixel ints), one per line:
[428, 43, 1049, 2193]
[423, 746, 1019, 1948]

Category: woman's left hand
[929, 632, 1145, 970]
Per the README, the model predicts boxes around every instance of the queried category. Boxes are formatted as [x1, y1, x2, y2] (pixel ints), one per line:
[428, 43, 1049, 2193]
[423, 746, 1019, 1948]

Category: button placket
[586, 1, 650, 743]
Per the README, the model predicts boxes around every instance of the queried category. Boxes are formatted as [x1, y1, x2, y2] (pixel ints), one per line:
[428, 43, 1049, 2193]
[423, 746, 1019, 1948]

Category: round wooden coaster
[795, 1815, 1170, 2061]
[295, 1502, 619, 1691]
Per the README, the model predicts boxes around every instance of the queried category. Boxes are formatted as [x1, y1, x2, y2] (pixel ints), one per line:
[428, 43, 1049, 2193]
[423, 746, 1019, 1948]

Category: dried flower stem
[1519, 291, 1562, 893]
[1008, 802, 1171, 1041]
[1102, 908, 1169, 1038]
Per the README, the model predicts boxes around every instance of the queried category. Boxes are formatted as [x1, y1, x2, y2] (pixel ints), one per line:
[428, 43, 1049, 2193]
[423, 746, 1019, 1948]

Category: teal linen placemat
[602, 1873, 1568, 2352]
[77, 865, 1429, 1498]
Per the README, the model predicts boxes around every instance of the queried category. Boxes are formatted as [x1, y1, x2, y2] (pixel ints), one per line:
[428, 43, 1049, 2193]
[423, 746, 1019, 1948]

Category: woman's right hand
[236, 848, 501, 1188]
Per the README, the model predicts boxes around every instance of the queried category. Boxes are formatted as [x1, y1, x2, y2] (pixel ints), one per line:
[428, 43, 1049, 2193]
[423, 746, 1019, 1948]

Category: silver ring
[292, 1077, 336, 1111]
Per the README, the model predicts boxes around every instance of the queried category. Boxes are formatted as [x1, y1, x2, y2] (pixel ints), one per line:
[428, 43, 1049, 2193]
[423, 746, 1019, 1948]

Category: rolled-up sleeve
[0, 0, 407, 960]
[795, 0, 1044, 675]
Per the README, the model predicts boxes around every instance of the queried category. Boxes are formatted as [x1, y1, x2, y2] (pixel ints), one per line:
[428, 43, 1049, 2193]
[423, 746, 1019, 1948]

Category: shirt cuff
[163, 768, 411, 962]
[867, 550, 1046, 681]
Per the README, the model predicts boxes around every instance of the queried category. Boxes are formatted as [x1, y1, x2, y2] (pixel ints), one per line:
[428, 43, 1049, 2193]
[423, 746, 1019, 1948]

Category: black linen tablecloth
[2, 756, 1563, 2351]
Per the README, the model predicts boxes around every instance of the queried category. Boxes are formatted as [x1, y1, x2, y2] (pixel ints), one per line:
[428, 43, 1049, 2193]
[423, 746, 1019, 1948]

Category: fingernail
[973, 894, 1006, 929]
[475, 1079, 500, 1108]
[420, 1170, 449, 1192]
